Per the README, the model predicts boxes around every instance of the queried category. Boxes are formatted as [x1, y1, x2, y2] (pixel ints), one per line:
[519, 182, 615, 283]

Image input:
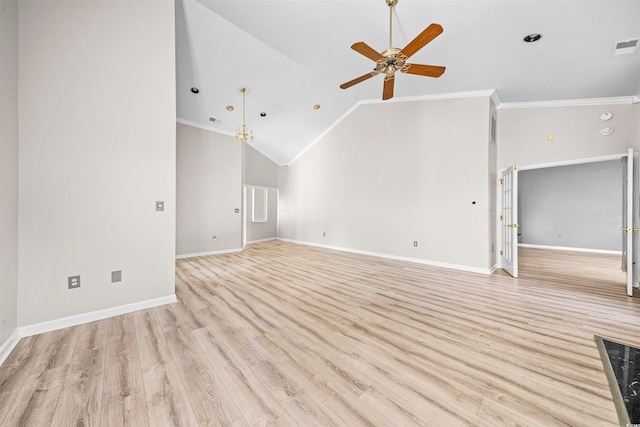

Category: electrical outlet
[111, 271, 122, 283]
[68, 275, 80, 289]
[413, 241, 418, 247]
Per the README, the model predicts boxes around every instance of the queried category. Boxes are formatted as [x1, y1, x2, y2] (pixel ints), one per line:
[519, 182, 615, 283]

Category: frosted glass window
[252, 187, 268, 223]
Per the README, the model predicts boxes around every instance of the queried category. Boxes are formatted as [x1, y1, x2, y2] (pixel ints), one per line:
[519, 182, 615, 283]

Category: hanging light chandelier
[235, 87, 253, 143]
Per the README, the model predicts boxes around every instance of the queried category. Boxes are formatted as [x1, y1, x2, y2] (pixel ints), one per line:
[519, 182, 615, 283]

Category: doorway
[499, 152, 636, 292]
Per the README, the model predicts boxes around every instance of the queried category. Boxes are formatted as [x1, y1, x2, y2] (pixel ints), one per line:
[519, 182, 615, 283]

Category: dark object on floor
[595, 335, 640, 426]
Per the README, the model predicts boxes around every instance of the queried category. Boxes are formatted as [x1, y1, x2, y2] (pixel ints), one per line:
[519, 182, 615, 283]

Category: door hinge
[499, 179, 504, 185]
[500, 250, 504, 256]
[499, 214, 504, 221]
[513, 163, 518, 170]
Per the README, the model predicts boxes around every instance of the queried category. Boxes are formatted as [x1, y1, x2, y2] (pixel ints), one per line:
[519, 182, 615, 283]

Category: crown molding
[498, 96, 636, 110]
[176, 118, 235, 136]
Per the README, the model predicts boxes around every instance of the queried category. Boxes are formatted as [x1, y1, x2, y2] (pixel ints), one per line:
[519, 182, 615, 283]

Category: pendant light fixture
[235, 87, 253, 143]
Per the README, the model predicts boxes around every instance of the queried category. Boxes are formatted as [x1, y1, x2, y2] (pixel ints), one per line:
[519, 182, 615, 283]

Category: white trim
[0, 329, 21, 367]
[18, 295, 177, 338]
[287, 90, 497, 166]
[517, 153, 627, 171]
[358, 89, 496, 106]
[287, 102, 361, 165]
[176, 248, 242, 259]
[498, 96, 635, 110]
[278, 238, 493, 275]
[247, 237, 277, 244]
[490, 90, 502, 108]
[519, 243, 622, 255]
[632, 95, 640, 104]
[176, 120, 281, 167]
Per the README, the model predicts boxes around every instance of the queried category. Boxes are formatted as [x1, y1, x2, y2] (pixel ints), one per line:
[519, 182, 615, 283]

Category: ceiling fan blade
[382, 76, 395, 100]
[340, 72, 378, 89]
[399, 23, 443, 60]
[402, 63, 446, 78]
[351, 42, 384, 62]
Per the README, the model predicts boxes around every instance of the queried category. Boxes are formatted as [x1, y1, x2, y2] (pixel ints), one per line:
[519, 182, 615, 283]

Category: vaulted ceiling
[175, 0, 640, 165]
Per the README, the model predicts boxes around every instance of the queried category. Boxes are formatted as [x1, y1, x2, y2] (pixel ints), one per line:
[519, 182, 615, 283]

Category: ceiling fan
[339, 0, 445, 101]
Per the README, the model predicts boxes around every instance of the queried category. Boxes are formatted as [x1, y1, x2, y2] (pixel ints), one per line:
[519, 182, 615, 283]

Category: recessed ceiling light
[190, 87, 200, 94]
[225, 105, 234, 111]
[260, 112, 267, 117]
[600, 127, 614, 136]
[600, 112, 613, 121]
[313, 104, 321, 110]
[523, 33, 542, 43]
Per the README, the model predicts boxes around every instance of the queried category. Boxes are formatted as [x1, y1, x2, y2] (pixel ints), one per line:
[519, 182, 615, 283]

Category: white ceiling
[175, 0, 640, 165]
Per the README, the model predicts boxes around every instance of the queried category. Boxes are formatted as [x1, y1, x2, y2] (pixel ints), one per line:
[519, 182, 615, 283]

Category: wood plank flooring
[0, 241, 638, 426]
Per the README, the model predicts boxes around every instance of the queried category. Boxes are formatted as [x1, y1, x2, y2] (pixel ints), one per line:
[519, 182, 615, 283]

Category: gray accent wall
[518, 160, 623, 251]
[0, 0, 19, 346]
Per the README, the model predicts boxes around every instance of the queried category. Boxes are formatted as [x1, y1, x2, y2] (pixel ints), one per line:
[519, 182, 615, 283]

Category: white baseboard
[247, 237, 277, 244]
[278, 238, 493, 275]
[176, 248, 242, 259]
[518, 243, 622, 255]
[0, 329, 21, 367]
[18, 294, 177, 338]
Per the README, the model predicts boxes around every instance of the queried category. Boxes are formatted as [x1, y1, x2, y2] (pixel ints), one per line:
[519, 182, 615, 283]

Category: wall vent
[611, 38, 639, 56]
[209, 116, 221, 123]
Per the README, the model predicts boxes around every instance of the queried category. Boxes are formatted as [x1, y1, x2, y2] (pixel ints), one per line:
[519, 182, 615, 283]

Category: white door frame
[497, 153, 634, 286]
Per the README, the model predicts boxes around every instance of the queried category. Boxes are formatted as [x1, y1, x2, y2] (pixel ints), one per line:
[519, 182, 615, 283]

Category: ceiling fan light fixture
[339, 0, 445, 101]
[523, 33, 542, 43]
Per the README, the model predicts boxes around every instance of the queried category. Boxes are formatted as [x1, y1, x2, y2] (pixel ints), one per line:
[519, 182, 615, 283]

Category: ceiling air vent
[209, 116, 220, 123]
[611, 38, 639, 56]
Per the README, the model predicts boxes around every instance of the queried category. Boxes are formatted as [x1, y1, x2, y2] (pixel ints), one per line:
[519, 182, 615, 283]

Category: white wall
[245, 145, 279, 243]
[279, 96, 494, 271]
[497, 102, 640, 169]
[245, 145, 278, 188]
[17, 0, 176, 327]
[245, 186, 278, 243]
[176, 123, 242, 256]
[0, 0, 19, 349]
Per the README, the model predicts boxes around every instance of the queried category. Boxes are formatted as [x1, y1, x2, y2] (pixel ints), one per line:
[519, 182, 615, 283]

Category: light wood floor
[0, 242, 638, 426]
